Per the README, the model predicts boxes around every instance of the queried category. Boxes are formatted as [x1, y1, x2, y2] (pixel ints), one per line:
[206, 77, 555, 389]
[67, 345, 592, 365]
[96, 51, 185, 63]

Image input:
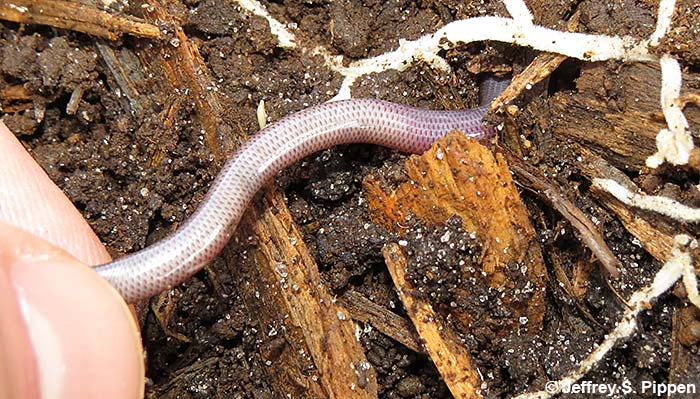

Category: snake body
[96, 78, 509, 303]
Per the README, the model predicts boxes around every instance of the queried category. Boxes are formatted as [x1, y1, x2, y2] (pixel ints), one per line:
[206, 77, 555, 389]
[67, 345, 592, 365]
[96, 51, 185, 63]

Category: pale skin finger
[0, 121, 110, 265]
[0, 121, 144, 398]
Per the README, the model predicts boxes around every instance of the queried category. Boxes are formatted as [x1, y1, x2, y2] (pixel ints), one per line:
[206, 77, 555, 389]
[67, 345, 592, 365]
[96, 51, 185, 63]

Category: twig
[338, 290, 423, 353]
[0, 0, 161, 40]
[505, 152, 621, 277]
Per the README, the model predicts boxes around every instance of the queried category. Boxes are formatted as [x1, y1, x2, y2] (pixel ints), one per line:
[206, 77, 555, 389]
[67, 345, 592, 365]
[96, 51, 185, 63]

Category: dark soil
[1, 0, 699, 398]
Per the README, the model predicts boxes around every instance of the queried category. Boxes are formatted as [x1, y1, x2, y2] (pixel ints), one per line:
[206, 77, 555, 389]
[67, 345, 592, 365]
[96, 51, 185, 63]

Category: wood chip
[366, 132, 548, 331]
[491, 52, 567, 111]
[365, 132, 548, 398]
[383, 243, 482, 399]
[226, 188, 378, 398]
[338, 290, 423, 353]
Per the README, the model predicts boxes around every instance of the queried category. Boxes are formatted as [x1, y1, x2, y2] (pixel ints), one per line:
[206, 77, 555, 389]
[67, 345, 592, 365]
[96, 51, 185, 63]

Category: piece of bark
[548, 63, 700, 171]
[364, 132, 547, 398]
[225, 188, 378, 398]
[383, 243, 483, 399]
[491, 52, 567, 112]
[96, 44, 154, 119]
[0, 0, 161, 40]
[143, 3, 236, 160]
[0, 84, 34, 113]
[591, 190, 676, 263]
[365, 132, 547, 334]
[0, 84, 32, 102]
[338, 290, 423, 353]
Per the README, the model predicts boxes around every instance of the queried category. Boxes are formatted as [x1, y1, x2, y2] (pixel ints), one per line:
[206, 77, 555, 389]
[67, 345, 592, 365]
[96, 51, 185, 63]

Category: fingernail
[11, 256, 84, 398]
[10, 255, 144, 399]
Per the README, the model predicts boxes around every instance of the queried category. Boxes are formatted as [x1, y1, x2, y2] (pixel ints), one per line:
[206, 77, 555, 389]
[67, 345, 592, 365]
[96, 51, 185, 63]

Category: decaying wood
[364, 132, 547, 398]
[365, 132, 548, 333]
[548, 63, 700, 171]
[592, 190, 676, 263]
[226, 188, 378, 399]
[143, 2, 236, 160]
[0, 84, 33, 113]
[505, 151, 620, 277]
[0, 84, 31, 102]
[96, 44, 154, 119]
[0, 0, 161, 40]
[383, 243, 483, 399]
[338, 290, 423, 353]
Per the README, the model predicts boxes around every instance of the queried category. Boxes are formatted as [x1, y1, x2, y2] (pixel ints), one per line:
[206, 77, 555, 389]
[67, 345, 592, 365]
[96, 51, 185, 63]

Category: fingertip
[1, 224, 144, 399]
[0, 121, 111, 265]
[0, 255, 40, 399]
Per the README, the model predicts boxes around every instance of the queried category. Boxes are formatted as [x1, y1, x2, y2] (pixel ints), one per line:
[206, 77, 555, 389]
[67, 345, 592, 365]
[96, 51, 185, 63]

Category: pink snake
[95, 78, 509, 303]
